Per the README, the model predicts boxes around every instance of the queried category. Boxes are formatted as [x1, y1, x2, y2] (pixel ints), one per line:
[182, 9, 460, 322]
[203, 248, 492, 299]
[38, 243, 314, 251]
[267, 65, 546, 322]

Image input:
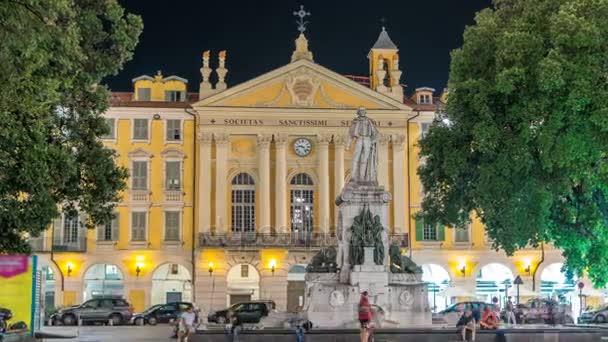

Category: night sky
[106, 0, 492, 94]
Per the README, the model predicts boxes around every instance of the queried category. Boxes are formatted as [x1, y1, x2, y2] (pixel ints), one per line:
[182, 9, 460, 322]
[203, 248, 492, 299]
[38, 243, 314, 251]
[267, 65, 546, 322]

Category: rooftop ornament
[293, 5, 311, 33]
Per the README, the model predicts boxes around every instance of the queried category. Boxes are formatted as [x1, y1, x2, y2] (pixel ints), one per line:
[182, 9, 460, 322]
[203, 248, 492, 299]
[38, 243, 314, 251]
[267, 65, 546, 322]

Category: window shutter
[112, 213, 120, 241]
[164, 91, 171, 101]
[415, 217, 423, 241]
[53, 216, 62, 242]
[438, 224, 445, 241]
[97, 224, 105, 241]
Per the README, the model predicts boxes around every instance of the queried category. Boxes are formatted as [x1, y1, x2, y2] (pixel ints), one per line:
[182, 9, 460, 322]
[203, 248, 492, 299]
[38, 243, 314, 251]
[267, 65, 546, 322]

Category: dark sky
[106, 0, 492, 94]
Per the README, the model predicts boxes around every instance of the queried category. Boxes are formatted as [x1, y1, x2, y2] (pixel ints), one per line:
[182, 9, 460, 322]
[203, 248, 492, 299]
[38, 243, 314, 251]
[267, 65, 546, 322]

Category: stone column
[392, 134, 406, 234]
[378, 134, 390, 188]
[214, 133, 229, 234]
[198, 131, 213, 233]
[317, 134, 331, 234]
[257, 134, 272, 233]
[275, 134, 288, 233]
[333, 135, 346, 225]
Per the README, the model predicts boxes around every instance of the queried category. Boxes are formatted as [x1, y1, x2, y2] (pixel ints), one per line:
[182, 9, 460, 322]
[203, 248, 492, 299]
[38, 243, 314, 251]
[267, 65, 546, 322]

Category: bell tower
[368, 27, 403, 102]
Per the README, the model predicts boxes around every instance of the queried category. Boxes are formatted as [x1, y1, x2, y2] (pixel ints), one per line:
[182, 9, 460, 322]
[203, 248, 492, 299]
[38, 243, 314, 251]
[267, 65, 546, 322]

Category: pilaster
[198, 131, 213, 233]
[317, 134, 331, 234]
[257, 134, 272, 233]
[275, 134, 289, 233]
[214, 133, 229, 234]
[392, 134, 406, 234]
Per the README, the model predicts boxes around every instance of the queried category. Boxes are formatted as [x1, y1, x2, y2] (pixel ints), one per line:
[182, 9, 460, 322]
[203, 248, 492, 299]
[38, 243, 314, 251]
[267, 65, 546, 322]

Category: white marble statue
[346, 106, 379, 184]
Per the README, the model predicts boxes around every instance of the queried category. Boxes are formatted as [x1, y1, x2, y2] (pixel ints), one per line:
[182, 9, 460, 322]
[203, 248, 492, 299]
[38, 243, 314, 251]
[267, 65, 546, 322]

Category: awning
[440, 286, 476, 298]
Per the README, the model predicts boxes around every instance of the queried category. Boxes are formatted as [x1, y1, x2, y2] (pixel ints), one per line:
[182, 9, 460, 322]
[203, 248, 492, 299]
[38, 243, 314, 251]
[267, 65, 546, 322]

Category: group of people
[456, 297, 517, 342]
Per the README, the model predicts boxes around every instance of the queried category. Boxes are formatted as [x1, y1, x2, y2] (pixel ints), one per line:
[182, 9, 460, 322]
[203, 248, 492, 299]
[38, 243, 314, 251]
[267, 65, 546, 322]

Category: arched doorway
[287, 265, 306, 312]
[541, 263, 576, 312]
[41, 265, 57, 311]
[226, 264, 260, 306]
[151, 263, 192, 305]
[421, 264, 451, 312]
[476, 263, 514, 304]
[83, 264, 124, 301]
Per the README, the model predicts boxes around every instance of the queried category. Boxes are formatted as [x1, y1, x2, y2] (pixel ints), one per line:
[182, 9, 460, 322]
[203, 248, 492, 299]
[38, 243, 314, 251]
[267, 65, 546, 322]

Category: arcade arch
[151, 263, 192, 305]
[421, 264, 451, 312]
[226, 263, 260, 307]
[83, 263, 124, 300]
[476, 263, 514, 303]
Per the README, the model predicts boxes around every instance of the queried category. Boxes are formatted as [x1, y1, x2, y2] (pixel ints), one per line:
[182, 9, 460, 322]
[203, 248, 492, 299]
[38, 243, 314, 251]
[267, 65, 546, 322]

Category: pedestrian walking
[505, 296, 516, 325]
[358, 291, 372, 342]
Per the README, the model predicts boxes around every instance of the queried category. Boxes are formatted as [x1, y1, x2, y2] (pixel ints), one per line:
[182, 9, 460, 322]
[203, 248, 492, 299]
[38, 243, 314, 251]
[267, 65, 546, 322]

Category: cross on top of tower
[293, 5, 311, 33]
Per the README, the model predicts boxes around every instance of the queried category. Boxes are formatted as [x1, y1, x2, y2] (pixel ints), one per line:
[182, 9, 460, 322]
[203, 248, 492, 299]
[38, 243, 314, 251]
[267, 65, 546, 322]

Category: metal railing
[199, 232, 408, 249]
[52, 237, 87, 252]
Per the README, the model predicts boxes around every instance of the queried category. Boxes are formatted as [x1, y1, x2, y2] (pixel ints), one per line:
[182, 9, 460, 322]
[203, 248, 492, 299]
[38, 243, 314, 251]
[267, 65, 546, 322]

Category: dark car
[51, 297, 133, 326]
[579, 304, 608, 324]
[208, 300, 275, 324]
[515, 298, 574, 324]
[0, 307, 12, 332]
[131, 302, 196, 326]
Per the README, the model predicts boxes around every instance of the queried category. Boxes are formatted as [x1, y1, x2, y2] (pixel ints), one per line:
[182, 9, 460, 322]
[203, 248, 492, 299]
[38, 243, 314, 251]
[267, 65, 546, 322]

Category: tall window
[164, 90, 184, 102]
[165, 161, 181, 190]
[102, 118, 115, 140]
[231, 173, 255, 232]
[132, 161, 148, 190]
[455, 225, 470, 243]
[166, 120, 182, 141]
[98, 213, 119, 242]
[382, 58, 390, 87]
[164, 211, 180, 241]
[137, 88, 151, 101]
[63, 214, 80, 243]
[133, 119, 149, 140]
[131, 212, 147, 241]
[423, 223, 438, 241]
[420, 122, 431, 138]
[290, 173, 314, 232]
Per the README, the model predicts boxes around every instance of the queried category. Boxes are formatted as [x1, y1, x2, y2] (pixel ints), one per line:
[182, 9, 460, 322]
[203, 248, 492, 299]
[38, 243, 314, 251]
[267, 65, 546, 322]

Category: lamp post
[513, 275, 524, 305]
[578, 281, 585, 317]
[209, 262, 215, 312]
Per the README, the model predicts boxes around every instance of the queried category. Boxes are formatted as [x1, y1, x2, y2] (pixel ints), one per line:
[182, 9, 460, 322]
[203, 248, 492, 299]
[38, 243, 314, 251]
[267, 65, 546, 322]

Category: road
[39, 325, 177, 342]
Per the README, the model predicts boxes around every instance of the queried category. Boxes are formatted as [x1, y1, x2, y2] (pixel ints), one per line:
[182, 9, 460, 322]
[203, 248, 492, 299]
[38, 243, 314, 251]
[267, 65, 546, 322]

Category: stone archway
[287, 264, 307, 312]
[83, 263, 124, 301]
[476, 263, 514, 304]
[226, 263, 260, 306]
[151, 263, 192, 305]
[421, 263, 451, 312]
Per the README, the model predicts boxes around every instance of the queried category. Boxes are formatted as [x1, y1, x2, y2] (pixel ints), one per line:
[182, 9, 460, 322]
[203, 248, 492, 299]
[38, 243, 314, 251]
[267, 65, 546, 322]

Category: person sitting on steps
[456, 307, 476, 341]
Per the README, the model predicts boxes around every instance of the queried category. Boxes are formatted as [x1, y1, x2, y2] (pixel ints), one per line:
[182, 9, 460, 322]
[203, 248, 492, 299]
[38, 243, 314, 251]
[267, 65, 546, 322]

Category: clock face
[293, 138, 312, 157]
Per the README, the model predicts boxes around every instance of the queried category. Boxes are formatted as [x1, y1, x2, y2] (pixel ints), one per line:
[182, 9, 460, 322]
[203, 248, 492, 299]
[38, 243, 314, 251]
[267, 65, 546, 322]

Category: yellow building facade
[34, 29, 600, 318]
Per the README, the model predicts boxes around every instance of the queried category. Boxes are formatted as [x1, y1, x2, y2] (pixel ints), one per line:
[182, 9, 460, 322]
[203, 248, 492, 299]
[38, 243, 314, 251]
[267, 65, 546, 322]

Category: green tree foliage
[0, 1, 142, 253]
[418, 0, 608, 285]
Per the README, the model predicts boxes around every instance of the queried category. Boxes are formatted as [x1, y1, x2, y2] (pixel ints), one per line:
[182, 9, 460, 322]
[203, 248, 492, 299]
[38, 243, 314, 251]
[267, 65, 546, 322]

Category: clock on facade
[293, 138, 312, 157]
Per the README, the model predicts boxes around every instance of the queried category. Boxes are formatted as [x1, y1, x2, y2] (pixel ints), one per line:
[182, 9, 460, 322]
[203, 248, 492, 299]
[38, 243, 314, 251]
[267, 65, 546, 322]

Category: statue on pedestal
[346, 106, 379, 185]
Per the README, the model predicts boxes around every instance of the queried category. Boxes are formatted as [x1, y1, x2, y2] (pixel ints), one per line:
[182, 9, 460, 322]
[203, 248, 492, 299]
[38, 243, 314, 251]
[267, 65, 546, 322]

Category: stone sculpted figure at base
[307, 246, 338, 273]
[350, 206, 384, 266]
[389, 244, 423, 274]
[346, 106, 379, 185]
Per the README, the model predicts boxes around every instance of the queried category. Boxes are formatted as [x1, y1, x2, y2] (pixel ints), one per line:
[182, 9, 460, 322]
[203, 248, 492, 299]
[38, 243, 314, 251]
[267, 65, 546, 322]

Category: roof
[372, 27, 398, 50]
[415, 87, 436, 92]
[109, 92, 198, 107]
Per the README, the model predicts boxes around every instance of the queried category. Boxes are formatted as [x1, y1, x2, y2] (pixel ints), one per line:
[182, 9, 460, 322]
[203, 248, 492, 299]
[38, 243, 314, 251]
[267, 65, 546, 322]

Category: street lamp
[513, 275, 524, 305]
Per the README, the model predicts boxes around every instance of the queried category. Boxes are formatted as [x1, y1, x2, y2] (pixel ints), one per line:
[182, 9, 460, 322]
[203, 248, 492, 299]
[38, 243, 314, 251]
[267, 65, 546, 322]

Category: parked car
[131, 302, 197, 326]
[514, 298, 574, 324]
[50, 297, 133, 326]
[579, 304, 608, 324]
[433, 301, 499, 325]
[0, 307, 12, 332]
[207, 300, 275, 324]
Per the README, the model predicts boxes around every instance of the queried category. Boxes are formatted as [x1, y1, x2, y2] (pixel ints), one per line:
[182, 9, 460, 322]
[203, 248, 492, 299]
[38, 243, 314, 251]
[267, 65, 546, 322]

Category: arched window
[231, 173, 255, 232]
[382, 58, 391, 87]
[290, 173, 314, 232]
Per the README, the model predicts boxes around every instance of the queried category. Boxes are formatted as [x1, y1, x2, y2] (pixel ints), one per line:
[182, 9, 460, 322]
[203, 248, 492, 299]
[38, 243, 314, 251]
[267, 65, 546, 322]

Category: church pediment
[193, 59, 409, 111]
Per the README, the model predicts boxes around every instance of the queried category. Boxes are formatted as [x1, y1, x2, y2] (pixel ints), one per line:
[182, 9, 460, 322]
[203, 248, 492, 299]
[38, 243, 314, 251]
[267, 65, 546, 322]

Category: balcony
[199, 232, 408, 249]
[52, 237, 87, 252]
[28, 236, 87, 252]
[164, 190, 182, 202]
[131, 190, 150, 202]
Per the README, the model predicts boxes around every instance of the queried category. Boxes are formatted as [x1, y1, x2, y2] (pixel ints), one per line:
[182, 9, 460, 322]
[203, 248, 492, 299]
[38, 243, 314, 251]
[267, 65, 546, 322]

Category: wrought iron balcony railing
[28, 236, 87, 252]
[199, 232, 408, 249]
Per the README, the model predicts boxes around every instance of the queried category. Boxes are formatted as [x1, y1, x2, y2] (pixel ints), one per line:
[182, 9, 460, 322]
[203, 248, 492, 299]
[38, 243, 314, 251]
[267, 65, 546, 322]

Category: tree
[418, 0, 608, 285]
[0, 1, 142, 253]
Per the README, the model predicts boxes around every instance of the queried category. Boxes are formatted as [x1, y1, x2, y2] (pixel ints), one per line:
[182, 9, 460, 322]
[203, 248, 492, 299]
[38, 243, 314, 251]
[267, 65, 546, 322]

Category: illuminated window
[231, 173, 256, 232]
[290, 173, 314, 232]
